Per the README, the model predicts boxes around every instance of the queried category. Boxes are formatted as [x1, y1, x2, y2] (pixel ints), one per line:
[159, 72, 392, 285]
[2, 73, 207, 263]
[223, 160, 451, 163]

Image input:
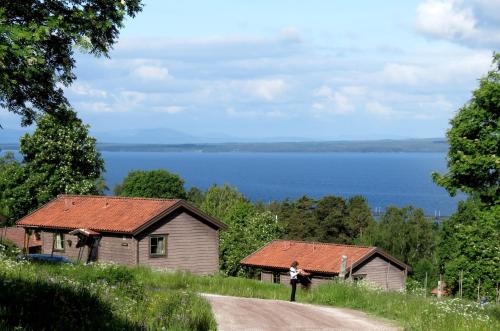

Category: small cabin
[241, 240, 411, 291]
[17, 195, 227, 275]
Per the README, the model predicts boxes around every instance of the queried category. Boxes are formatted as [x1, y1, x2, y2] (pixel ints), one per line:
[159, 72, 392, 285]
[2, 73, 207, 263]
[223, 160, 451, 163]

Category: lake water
[101, 151, 463, 216]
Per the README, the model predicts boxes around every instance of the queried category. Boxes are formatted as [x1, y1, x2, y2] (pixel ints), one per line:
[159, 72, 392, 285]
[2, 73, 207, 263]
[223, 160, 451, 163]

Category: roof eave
[132, 200, 227, 236]
[346, 247, 412, 273]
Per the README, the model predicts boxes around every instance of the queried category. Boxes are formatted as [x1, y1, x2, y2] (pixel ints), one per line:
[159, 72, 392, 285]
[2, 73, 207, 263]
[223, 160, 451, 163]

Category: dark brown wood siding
[261, 271, 272, 282]
[41, 231, 89, 261]
[352, 255, 405, 290]
[98, 235, 136, 265]
[41, 231, 136, 265]
[137, 210, 219, 275]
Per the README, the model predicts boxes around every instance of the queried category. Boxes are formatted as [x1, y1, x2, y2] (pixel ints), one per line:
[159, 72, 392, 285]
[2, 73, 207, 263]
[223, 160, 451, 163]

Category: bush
[0, 240, 21, 259]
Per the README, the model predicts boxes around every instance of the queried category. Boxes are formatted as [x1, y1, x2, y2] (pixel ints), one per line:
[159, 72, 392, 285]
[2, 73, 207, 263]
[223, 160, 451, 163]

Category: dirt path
[202, 293, 399, 331]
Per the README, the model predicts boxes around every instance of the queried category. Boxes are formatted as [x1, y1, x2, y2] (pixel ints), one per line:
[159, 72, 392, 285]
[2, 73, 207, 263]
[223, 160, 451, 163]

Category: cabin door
[87, 237, 101, 263]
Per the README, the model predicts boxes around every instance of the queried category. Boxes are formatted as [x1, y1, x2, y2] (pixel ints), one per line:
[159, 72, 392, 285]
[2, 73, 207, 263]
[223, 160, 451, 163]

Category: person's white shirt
[290, 266, 298, 279]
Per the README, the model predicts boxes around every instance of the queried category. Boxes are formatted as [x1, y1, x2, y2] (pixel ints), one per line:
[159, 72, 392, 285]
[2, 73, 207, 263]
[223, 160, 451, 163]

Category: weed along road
[202, 294, 400, 331]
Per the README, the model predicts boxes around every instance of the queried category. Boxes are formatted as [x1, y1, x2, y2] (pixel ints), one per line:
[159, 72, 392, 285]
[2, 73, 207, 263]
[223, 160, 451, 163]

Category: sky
[1, 0, 500, 141]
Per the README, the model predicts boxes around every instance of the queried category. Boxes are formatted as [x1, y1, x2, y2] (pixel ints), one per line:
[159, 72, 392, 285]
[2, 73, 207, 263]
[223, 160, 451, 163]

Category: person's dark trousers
[290, 279, 297, 302]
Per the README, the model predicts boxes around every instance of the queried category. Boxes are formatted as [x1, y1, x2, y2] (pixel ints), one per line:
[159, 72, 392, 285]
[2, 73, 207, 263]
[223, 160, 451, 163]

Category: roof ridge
[273, 239, 374, 250]
[57, 194, 181, 202]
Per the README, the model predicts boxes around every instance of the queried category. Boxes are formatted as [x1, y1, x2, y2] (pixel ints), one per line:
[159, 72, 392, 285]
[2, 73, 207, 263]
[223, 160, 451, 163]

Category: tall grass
[1, 253, 498, 331]
[0, 257, 216, 331]
[134, 267, 499, 331]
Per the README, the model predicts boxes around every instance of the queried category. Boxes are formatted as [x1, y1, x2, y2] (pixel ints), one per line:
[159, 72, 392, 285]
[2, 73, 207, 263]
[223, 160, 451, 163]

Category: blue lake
[101, 151, 463, 216]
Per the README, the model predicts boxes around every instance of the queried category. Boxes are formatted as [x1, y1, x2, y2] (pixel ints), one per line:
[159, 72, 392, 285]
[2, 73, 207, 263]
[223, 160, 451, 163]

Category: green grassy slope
[1, 257, 498, 331]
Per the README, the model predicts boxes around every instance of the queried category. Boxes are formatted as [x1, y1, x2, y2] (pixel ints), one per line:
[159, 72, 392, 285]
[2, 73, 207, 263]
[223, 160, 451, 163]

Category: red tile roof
[1, 227, 42, 248]
[17, 195, 226, 234]
[241, 240, 386, 274]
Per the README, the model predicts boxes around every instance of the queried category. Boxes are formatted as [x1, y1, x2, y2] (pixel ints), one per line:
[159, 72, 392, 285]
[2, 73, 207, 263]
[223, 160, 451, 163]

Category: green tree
[359, 206, 438, 283]
[199, 184, 248, 221]
[278, 196, 317, 241]
[438, 199, 499, 299]
[115, 170, 187, 199]
[186, 187, 205, 207]
[0, 151, 25, 223]
[315, 196, 350, 243]
[432, 54, 500, 299]
[432, 54, 500, 206]
[199, 184, 283, 276]
[0, 108, 104, 220]
[0, 1, 143, 125]
[345, 195, 375, 240]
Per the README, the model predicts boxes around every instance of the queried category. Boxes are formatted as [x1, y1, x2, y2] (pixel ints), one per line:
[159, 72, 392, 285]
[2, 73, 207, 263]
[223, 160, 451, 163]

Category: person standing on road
[290, 261, 310, 302]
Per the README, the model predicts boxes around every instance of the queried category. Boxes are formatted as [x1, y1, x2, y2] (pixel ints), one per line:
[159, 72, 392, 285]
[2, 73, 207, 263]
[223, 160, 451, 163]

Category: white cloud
[415, 0, 500, 48]
[78, 101, 113, 113]
[378, 53, 491, 86]
[226, 107, 258, 118]
[312, 85, 358, 115]
[365, 101, 395, 116]
[243, 79, 287, 101]
[279, 27, 302, 43]
[69, 83, 107, 97]
[154, 106, 186, 114]
[132, 65, 170, 81]
[381, 64, 425, 85]
[416, 0, 476, 39]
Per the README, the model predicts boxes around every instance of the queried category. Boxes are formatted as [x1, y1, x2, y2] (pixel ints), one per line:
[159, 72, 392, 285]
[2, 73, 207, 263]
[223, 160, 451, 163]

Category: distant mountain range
[0, 127, 323, 144]
[1, 137, 448, 153]
[0, 127, 421, 145]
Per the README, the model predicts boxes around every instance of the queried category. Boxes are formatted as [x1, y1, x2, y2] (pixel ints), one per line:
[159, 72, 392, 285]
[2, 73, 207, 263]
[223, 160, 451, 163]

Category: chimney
[64, 199, 70, 211]
[339, 255, 348, 278]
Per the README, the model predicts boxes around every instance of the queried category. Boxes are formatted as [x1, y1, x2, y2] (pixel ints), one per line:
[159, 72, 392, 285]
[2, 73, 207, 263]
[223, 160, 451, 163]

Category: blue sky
[1, 0, 499, 141]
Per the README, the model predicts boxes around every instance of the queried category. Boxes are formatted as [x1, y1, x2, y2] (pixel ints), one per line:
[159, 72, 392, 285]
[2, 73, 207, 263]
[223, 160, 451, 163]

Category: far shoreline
[0, 138, 448, 154]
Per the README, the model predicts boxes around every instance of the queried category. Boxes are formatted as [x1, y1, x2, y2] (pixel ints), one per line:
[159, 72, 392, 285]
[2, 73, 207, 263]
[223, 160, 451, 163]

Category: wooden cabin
[241, 240, 411, 291]
[17, 195, 227, 275]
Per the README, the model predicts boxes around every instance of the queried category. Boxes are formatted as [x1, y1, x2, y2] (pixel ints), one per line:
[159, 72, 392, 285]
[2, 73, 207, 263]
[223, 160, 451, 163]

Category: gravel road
[202, 293, 400, 331]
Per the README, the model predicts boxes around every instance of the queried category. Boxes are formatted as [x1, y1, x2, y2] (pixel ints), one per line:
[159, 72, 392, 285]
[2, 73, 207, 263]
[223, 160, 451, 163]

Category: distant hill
[1, 136, 448, 153]
[91, 138, 448, 153]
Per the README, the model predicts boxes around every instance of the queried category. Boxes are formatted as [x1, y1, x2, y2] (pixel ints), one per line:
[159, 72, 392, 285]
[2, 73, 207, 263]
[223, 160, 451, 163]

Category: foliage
[432, 54, 500, 301]
[273, 195, 375, 244]
[432, 54, 500, 206]
[186, 186, 205, 207]
[134, 268, 500, 331]
[223, 211, 284, 277]
[0, 259, 216, 331]
[114, 169, 187, 199]
[0, 240, 20, 258]
[200, 184, 283, 276]
[359, 206, 439, 283]
[0, 109, 105, 221]
[438, 199, 500, 300]
[0, 0, 143, 125]
[200, 183, 248, 221]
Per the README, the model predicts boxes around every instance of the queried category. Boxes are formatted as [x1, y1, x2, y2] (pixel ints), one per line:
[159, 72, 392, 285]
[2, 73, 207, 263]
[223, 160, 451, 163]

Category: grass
[0, 257, 216, 331]
[132, 267, 499, 331]
[1, 251, 498, 331]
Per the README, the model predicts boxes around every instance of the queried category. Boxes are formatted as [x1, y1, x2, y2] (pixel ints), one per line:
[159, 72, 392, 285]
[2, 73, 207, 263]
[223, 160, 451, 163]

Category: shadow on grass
[0, 276, 140, 331]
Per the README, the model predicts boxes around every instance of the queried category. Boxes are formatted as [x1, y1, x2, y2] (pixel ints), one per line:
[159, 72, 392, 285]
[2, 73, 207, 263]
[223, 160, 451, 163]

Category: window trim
[273, 272, 281, 284]
[149, 234, 167, 257]
[353, 274, 367, 283]
[53, 232, 65, 252]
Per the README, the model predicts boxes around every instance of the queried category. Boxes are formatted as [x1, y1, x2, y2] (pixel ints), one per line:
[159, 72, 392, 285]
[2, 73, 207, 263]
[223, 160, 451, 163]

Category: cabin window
[353, 274, 366, 284]
[273, 272, 281, 284]
[149, 235, 166, 256]
[53, 233, 65, 251]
